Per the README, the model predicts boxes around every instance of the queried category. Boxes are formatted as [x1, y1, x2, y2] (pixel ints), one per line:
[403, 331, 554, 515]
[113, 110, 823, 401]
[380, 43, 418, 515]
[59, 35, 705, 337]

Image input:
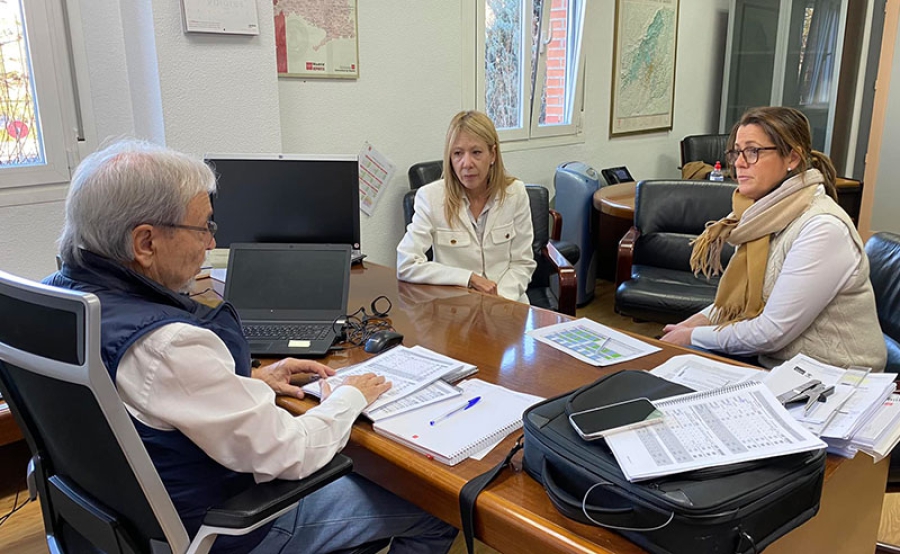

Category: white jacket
[397, 179, 536, 303]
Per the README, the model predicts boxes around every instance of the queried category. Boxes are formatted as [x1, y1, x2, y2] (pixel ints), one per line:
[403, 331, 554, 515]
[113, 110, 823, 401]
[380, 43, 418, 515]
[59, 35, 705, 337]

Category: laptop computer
[224, 243, 351, 357]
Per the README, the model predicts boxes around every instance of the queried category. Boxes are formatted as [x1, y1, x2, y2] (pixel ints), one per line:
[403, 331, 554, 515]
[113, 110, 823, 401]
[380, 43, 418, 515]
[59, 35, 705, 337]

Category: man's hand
[321, 372, 392, 406]
[468, 273, 498, 295]
[252, 358, 335, 399]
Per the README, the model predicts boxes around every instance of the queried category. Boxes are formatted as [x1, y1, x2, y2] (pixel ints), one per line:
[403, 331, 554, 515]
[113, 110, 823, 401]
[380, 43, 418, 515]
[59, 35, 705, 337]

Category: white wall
[0, 0, 732, 278]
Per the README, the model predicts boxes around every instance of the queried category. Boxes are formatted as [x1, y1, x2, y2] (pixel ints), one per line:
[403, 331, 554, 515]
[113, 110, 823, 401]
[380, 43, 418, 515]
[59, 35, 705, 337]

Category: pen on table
[429, 396, 482, 426]
[596, 335, 611, 352]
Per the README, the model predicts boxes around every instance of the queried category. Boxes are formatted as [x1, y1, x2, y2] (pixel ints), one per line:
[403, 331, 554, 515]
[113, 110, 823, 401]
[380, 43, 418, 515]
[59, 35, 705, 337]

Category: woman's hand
[252, 358, 335, 399]
[660, 313, 711, 347]
[468, 273, 498, 295]
[321, 372, 392, 406]
[660, 327, 695, 347]
[662, 313, 711, 335]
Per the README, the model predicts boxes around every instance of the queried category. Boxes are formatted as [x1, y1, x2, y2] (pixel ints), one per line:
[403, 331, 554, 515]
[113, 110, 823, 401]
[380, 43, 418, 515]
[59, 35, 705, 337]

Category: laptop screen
[224, 244, 350, 321]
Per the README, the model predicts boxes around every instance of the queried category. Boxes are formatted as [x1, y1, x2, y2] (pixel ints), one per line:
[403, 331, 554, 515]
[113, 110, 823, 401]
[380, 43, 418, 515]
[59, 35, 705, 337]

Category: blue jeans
[249, 473, 457, 554]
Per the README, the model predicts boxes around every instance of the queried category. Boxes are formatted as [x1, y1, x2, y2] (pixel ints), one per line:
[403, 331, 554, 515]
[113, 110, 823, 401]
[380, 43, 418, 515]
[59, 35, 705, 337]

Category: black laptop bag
[522, 370, 827, 554]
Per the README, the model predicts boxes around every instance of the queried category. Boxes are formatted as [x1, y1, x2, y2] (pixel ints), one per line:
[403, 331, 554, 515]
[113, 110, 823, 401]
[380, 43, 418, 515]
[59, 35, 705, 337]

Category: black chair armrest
[549, 239, 580, 266]
[542, 241, 577, 316]
[616, 226, 640, 288]
[203, 454, 353, 529]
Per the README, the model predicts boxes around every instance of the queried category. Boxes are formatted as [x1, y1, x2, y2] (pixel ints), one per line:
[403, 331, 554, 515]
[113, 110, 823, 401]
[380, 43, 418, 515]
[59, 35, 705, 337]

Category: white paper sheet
[526, 318, 660, 366]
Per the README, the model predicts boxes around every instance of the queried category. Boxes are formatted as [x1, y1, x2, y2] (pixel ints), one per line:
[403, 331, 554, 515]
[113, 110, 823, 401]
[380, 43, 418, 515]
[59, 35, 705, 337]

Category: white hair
[58, 139, 217, 266]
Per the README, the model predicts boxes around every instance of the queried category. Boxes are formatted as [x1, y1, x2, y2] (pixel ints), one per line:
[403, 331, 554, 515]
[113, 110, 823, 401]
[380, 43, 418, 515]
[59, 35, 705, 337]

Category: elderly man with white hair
[44, 140, 457, 554]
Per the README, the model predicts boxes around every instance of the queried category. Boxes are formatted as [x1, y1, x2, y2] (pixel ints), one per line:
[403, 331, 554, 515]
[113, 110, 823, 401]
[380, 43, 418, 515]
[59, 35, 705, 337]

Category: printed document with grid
[302, 346, 467, 420]
[604, 382, 826, 482]
[526, 318, 660, 366]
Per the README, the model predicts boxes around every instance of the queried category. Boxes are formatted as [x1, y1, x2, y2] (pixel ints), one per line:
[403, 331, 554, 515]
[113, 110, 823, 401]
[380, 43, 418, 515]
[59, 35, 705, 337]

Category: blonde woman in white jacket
[397, 111, 536, 303]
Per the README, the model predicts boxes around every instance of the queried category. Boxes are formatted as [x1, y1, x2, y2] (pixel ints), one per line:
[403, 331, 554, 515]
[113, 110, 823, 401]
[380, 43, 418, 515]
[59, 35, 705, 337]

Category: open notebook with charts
[302, 345, 469, 421]
[526, 318, 659, 366]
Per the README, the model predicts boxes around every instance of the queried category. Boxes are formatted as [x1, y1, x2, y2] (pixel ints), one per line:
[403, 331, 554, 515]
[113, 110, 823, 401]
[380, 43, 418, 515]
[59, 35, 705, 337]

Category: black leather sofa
[865, 231, 900, 374]
[615, 180, 736, 324]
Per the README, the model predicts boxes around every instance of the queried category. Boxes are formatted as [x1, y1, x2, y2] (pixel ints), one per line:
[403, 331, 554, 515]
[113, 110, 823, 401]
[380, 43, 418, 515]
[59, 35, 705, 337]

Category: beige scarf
[690, 169, 823, 325]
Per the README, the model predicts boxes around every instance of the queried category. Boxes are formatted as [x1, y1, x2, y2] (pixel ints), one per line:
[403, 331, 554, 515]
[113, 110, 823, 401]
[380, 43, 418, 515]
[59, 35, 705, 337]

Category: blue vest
[44, 251, 270, 553]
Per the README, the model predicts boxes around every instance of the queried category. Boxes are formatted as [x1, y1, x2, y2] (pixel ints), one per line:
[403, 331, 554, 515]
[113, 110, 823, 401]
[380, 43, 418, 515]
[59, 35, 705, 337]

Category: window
[0, 0, 81, 194]
[477, 0, 586, 143]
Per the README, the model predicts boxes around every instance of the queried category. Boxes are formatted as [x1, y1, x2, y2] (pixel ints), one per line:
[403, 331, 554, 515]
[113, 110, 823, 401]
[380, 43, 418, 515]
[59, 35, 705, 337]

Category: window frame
[0, 0, 88, 204]
[471, 0, 587, 147]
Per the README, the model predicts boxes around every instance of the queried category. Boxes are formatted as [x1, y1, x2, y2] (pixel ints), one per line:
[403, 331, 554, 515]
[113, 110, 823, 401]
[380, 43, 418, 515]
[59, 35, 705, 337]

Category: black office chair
[408, 160, 443, 190]
[525, 184, 578, 316]
[0, 270, 389, 554]
[615, 180, 736, 324]
[680, 133, 730, 168]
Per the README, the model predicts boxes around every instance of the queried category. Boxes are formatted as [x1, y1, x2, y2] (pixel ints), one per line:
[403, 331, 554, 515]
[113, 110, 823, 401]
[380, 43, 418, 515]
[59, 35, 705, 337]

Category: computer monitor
[205, 154, 360, 251]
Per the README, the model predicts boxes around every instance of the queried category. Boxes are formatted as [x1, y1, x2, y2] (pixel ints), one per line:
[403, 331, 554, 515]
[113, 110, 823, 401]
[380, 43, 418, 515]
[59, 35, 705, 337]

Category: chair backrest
[408, 160, 443, 190]
[525, 185, 553, 289]
[680, 134, 730, 167]
[864, 232, 900, 373]
[633, 180, 736, 272]
[0, 270, 189, 553]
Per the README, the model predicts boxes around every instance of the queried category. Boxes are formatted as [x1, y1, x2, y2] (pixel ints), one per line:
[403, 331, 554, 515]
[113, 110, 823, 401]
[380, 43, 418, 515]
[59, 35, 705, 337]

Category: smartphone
[568, 398, 663, 440]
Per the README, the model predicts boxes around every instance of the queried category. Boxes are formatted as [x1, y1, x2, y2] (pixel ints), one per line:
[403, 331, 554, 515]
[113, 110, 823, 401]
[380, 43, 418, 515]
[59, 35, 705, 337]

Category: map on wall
[610, 0, 679, 136]
[274, 0, 359, 79]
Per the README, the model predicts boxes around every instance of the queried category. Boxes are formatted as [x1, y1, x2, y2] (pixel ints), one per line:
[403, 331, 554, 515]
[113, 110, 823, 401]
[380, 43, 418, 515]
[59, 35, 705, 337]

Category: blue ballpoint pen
[429, 396, 482, 426]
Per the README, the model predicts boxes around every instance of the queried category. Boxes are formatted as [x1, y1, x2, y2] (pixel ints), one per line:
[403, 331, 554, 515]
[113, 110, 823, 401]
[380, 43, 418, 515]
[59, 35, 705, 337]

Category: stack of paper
[302, 345, 476, 421]
[828, 395, 900, 461]
[763, 354, 898, 459]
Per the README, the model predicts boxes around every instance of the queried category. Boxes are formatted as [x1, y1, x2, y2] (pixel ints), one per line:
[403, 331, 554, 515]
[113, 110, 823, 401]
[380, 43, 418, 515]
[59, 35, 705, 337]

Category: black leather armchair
[865, 232, 900, 374]
[680, 133, 730, 167]
[0, 270, 387, 554]
[615, 180, 736, 324]
[408, 160, 443, 190]
[525, 184, 578, 316]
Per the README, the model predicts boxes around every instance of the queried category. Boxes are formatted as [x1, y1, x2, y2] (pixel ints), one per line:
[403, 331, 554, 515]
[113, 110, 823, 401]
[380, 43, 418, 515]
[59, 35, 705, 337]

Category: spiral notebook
[604, 381, 827, 482]
[372, 379, 543, 466]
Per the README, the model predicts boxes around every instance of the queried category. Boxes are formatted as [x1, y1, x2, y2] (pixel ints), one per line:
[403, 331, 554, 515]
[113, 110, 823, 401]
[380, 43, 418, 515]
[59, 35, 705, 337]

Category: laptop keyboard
[242, 324, 332, 341]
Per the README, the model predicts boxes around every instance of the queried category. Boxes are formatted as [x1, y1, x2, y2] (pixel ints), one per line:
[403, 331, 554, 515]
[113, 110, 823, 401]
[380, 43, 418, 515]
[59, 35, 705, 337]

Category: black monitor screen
[206, 156, 360, 249]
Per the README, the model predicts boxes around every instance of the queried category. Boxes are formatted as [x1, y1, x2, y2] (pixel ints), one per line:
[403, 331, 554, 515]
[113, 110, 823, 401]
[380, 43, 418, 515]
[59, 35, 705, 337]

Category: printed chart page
[650, 354, 762, 392]
[604, 382, 826, 482]
[526, 318, 660, 366]
[301, 346, 462, 418]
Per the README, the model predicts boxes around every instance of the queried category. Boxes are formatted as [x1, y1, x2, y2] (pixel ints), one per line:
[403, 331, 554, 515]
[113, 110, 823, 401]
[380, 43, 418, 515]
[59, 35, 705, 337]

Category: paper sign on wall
[358, 143, 396, 216]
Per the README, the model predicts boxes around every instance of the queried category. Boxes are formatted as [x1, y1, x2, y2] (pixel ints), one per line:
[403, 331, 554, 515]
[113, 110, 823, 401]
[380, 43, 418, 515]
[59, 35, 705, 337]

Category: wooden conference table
[266, 263, 886, 554]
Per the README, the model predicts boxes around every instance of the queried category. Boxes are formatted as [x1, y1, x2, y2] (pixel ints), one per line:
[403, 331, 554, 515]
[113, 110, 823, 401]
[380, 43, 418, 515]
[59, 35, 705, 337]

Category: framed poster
[274, 0, 359, 79]
[610, 0, 679, 136]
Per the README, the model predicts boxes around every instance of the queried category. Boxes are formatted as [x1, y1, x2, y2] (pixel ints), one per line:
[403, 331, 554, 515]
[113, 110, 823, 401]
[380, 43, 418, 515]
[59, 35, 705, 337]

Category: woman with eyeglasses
[661, 106, 886, 370]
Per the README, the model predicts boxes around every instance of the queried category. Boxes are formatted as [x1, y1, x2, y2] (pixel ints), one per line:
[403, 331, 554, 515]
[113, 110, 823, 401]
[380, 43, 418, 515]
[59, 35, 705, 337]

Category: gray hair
[58, 139, 217, 266]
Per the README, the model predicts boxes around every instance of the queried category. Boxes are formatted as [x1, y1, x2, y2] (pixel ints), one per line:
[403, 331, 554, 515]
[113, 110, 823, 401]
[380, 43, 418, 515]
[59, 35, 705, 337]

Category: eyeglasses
[724, 146, 779, 165]
[156, 220, 218, 238]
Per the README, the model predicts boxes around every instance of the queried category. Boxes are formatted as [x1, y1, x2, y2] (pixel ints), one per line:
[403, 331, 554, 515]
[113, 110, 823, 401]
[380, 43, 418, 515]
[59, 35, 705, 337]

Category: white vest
[759, 191, 887, 370]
